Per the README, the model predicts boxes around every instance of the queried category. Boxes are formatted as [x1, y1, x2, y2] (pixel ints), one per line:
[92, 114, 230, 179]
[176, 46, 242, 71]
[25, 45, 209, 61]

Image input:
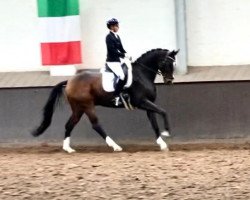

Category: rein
[135, 61, 162, 75]
[134, 56, 175, 76]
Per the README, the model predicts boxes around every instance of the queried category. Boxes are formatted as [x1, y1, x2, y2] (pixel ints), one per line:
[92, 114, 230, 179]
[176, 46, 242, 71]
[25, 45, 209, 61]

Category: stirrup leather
[119, 94, 134, 110]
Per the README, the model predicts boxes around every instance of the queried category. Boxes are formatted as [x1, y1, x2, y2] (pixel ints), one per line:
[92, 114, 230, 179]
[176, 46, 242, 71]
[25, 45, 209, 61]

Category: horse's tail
[31, 80, 68, 137]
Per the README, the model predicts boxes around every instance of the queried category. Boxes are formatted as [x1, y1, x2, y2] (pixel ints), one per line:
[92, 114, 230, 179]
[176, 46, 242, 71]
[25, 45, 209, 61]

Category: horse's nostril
[163, 77, 174, 85]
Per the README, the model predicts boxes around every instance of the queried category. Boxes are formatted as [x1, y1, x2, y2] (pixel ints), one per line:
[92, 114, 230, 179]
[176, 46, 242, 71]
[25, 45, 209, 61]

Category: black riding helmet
[107, 18, 119, 29]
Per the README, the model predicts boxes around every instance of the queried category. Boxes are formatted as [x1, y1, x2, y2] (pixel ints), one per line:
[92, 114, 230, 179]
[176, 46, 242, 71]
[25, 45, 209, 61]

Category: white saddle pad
[100, 59, 133, 92]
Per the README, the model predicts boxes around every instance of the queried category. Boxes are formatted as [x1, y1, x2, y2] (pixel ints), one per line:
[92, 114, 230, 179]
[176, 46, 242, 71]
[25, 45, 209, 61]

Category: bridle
[135, 55, 176, 76]
[135, 61, 162, 75]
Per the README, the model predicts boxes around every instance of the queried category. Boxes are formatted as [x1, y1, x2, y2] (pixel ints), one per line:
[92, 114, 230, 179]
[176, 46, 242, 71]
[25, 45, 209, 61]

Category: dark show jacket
[106, 32, 126, 62]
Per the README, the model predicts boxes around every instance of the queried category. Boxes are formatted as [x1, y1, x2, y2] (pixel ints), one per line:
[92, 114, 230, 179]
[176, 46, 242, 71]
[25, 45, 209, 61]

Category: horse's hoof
[106, 136, 122, 152]
[159, 143, 168, 151]
[161, 130, 170, 137]
[63, 147, 76, 153]
[160, 145, 169, 151]
[113, 146, 123, 152]
[156, 137, 169, 151]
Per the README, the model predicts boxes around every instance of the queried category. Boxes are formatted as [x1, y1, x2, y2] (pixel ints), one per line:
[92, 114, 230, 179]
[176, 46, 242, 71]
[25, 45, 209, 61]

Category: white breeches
[106, 62, 125, 80]
[106, 58, 132, 81]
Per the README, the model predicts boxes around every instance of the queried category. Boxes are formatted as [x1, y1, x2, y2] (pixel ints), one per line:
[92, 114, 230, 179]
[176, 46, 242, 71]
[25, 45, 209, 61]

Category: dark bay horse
[32, 48, 179, 152]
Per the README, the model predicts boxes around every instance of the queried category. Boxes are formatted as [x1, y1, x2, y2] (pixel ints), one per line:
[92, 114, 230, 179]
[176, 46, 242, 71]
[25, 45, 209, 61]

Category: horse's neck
[133, 62, 158, 83]
[135, 59, 159, 82]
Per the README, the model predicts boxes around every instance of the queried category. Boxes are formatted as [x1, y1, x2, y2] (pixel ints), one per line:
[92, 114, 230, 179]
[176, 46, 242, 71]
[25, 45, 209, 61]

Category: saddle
[100, 59, 133, 109]
[100, 59, 132, 92]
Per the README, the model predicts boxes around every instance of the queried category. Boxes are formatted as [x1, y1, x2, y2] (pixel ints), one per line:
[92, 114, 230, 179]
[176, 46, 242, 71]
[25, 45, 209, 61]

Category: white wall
[187, 0, 250, 66]
[0, 1, 42, 72]
[0, 0, 176, 72]
[80, 0, 176, 68]
[2, 0, 249, 72]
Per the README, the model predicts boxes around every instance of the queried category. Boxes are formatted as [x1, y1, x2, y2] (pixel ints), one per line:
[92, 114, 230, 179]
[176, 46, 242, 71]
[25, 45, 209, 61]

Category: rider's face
[111, 24, 119, 32]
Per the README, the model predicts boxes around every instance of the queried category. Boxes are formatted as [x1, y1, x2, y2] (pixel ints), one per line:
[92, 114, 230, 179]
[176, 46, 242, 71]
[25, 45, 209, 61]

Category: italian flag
[37, 0, 82, 65]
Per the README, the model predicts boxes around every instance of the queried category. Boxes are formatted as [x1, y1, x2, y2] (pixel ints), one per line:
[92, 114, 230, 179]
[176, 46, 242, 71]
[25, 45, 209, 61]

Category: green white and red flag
[37, 0, 82, 65]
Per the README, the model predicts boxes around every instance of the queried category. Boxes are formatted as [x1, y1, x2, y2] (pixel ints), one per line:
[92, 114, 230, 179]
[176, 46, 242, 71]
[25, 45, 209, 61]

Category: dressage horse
[32, 48, 179, 152]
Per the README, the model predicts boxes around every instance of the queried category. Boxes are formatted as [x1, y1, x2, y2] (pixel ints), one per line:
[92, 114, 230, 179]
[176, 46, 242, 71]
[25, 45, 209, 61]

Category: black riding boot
[114, 79, 126, 96]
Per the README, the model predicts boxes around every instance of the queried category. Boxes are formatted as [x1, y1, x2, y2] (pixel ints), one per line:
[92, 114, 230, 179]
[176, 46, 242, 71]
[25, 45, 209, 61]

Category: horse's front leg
[140, 100, 171, 150]
[147, 111, 169, 150]
[141, 100, 170, 135]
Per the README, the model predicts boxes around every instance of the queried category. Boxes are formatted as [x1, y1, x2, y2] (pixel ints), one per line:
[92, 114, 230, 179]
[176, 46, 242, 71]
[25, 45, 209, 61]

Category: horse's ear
[174, 49, 180, 55]
[169, 49, 180, 56]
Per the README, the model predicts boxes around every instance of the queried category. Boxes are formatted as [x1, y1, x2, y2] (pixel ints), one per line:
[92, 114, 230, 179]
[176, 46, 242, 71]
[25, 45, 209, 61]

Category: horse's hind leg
[63, 111, 83, 153]
[85, 107, 122, 151]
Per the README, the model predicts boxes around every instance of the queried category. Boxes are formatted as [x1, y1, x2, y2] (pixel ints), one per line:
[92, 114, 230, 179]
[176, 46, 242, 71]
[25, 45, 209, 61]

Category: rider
[105, 18, 130, 106]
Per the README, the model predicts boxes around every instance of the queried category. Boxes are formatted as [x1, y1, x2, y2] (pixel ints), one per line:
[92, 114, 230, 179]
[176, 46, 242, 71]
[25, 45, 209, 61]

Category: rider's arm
[118, 37, 126, 54]
[106, 35, 125, 58]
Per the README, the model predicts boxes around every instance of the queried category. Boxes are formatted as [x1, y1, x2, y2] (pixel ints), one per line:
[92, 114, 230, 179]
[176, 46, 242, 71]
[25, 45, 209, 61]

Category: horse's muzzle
[163, 77, 174, 85]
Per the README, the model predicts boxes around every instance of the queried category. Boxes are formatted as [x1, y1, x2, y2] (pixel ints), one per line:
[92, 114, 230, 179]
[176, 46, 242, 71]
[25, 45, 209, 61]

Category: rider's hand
[125, 53, 132, 61]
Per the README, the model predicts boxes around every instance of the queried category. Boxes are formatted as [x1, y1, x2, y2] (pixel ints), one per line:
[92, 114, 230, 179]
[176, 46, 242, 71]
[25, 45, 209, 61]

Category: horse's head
[158, 50, 179, 84]
[133, 48, 179, 84]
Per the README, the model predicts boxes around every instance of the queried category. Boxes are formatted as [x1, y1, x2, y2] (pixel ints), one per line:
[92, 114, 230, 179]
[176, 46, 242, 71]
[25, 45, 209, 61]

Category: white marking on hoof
[63, 137, 76, 153]
[156, 137, 169, 151]
[161, 130, 170, 137]
[106, 136, 123, 152]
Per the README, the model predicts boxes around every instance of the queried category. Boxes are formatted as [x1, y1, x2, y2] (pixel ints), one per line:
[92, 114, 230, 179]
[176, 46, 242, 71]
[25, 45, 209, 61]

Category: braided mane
[134, 48, 169, 63]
